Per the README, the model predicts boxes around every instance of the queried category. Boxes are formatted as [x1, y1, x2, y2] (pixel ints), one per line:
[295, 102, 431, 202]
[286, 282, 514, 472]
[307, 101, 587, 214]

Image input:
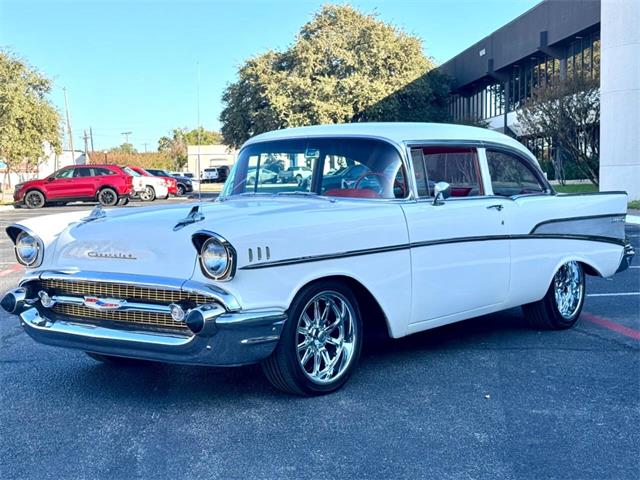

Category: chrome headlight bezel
[192, 231, 236, 281]
[8, 226, 44, 267]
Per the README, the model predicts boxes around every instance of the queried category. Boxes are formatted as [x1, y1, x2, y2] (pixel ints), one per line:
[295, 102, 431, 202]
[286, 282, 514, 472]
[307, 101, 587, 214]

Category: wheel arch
[543, 256, 603, 289]
[24, 187, 47, 199]
[289, 274, 392, 341]
[95, 184, 119, 198]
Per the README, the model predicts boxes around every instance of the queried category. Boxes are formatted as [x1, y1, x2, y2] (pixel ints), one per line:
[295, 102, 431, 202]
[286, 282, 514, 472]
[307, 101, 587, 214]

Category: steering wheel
[353, 172, 388, 195]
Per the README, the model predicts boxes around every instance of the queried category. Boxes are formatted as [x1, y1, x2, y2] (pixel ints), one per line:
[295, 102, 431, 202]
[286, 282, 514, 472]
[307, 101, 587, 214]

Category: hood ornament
[81, 204, 106, 223]
[173, 205, 205, 231]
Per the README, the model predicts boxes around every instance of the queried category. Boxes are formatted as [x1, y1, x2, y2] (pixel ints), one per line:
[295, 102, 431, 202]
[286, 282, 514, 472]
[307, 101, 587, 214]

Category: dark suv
[14, 165, 133, 208]
[146, 168, 193, 196]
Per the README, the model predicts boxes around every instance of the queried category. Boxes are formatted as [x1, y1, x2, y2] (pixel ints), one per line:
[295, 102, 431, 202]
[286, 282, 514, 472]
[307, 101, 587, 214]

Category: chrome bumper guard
[616, 241, 635, 273]
[2, 270, 287, 366]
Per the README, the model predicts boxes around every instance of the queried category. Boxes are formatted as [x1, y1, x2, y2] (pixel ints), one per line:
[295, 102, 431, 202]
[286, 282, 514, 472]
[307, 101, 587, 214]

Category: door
[402, 146, 511, 325]
[45, 167, 75, 199]
[72, 166, 99, 198]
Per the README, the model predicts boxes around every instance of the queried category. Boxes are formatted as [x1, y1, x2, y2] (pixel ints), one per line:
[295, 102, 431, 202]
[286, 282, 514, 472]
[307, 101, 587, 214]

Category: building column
[600, 0, 640, 200]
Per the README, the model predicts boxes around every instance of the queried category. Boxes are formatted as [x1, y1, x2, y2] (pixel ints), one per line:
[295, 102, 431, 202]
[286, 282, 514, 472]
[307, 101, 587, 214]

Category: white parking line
[587, 292, 640, 297]
[630, 266, 640, 269]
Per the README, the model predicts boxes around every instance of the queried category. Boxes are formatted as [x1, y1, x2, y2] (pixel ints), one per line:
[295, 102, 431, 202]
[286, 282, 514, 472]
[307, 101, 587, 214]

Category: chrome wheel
[553, 261, 584, 319]
[140, 186, 155, 201]
[296, 291, 358, 385]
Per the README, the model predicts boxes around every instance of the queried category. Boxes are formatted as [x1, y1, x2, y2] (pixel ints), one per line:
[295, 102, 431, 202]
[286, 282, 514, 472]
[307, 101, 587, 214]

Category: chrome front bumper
[16, 305, 286, 366]
[2, 270, 287, 366]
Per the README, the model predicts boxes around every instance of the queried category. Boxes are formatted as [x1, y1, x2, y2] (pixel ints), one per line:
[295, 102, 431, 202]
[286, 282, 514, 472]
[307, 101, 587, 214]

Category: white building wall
[186, 144, 237, 178]
[600, 0, 640, 200]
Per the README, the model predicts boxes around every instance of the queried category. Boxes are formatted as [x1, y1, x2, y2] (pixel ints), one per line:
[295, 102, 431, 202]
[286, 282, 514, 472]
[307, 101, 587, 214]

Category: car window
[73, 167, 93, 177]
[122, 166, 140, 177]
[411, 147, 483, 198]
[486, 150, 545, 196]
[54, 168, 74, 179]
[94, 167, 114, 176]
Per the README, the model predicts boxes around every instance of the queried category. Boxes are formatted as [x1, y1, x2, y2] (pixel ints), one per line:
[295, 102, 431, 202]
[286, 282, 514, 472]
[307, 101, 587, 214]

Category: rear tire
[97, 188, 118, 206]
[140, 186, 156, 202]
[24, 190, 45, 209]
[523, 261, 585, 330]
[116, 197, 129, 206]
[177, 184, 186, 196]
[262, 280, 362, 396]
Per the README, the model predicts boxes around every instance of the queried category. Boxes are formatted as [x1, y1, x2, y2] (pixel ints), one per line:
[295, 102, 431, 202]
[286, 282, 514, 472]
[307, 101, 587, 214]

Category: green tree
[109, 142, 137, 154]
[220, 5, 449, 147]
[0, 50, 61, 186]
[158, 127, 222, 170]
[518, 74, 600, 185]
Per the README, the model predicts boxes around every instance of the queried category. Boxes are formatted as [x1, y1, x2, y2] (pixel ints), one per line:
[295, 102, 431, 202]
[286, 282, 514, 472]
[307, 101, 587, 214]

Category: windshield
[220, 137, 407, 200]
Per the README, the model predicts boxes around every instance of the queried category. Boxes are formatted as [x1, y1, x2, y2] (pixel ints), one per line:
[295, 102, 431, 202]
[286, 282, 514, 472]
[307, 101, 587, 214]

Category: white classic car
[1, 123, 634, 395]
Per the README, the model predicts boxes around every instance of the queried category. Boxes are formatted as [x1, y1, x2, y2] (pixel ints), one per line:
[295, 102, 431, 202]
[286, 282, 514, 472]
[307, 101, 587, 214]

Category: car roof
[244, 122, 535, 162]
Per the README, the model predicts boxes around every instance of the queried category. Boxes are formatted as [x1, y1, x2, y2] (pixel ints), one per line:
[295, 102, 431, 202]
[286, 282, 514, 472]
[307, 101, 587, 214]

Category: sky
[0, 0, 539, 152]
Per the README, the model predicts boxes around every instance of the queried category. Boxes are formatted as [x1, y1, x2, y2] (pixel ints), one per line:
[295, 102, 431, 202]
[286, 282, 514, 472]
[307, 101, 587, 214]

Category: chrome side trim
[240, 233, 626, 270]
[530, 214, 626, 240]
[21, 270, 242, 312]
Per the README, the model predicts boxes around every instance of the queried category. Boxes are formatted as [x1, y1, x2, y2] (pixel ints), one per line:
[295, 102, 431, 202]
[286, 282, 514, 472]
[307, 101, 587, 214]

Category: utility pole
[121, 131, 132, 144]
[63, 87, 74, 155]
[83, 130, 89, 161]
[143, 143, 148, 153]
[89, 127, 95, 151]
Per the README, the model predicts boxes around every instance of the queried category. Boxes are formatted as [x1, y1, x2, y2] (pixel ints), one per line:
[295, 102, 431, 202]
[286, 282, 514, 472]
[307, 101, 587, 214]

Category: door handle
[486, 204, 504, 211]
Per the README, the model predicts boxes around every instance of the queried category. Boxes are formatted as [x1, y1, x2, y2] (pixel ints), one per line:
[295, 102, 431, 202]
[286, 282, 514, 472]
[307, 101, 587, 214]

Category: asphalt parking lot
[0, 203, 638, 479]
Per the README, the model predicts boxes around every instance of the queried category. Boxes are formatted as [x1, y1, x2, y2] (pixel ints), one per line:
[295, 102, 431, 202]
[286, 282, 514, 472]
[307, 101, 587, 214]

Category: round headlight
[15, 231, 41, 266]
[201, 237, 229, 278]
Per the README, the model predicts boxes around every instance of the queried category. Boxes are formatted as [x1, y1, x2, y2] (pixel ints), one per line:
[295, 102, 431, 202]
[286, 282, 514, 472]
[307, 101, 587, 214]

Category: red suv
[14, 164, 134, 209]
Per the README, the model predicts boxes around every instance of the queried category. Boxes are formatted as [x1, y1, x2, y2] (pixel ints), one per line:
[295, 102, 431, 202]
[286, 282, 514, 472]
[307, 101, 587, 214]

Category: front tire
[177, 184, 186, 196]
[262, 280, 362, 396]
[24, 190, 45, 209]
[523, 261, 585, 330]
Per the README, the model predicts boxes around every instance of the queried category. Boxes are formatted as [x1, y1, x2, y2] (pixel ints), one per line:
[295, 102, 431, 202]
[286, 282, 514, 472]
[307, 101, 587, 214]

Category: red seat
[325, 189, 380, 199]
[450, 187, 473, 197]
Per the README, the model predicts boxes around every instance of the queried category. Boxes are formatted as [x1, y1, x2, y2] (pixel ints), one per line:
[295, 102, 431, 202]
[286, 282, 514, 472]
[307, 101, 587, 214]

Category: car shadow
[67, 307, 531, 401]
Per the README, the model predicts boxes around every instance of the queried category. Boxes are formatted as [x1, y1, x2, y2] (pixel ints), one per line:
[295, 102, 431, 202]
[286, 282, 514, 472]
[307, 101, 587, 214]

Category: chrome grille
[39, 279, 211, 305]
[33, 279, 212, 331]
[53, 303, 184, 329]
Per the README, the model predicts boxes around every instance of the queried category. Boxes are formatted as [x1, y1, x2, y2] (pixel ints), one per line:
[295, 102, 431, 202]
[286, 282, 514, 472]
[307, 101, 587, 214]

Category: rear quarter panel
[507, 192, 627, 306]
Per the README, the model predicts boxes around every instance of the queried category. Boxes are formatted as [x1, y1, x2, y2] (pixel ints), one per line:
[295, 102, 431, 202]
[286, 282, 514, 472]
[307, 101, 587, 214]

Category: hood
[51, 203, 201, 278]
[48, 196, 408, 279]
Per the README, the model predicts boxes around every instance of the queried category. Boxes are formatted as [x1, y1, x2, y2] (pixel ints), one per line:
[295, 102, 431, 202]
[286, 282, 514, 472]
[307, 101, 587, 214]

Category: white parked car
[201, 168, 219, 183]
[128, 166, 169, 201]
[1, 123, 634, 395]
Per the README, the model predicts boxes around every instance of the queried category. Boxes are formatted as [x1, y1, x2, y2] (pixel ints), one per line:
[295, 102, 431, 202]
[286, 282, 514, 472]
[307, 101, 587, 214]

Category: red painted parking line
[0, 264, 23, 277]
[582, 312, 640, 341]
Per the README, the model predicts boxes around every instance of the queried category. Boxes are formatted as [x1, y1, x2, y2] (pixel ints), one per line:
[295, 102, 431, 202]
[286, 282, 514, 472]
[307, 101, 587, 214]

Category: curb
[0, 205, 14, 212]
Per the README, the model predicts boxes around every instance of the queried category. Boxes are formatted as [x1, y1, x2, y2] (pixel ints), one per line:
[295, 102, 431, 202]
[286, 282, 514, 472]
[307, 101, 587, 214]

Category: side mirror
[433, 181, 450, 206]
[46, 176, 55, 182]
